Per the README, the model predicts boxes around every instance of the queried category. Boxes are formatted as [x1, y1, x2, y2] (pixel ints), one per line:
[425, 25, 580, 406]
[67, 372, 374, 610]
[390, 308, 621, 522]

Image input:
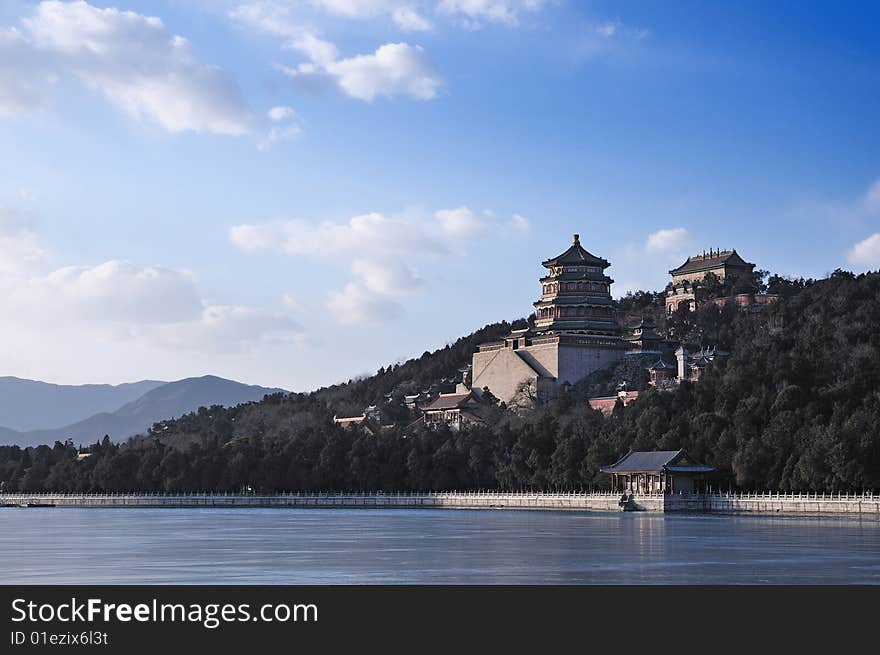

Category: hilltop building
[470, 235, 625, 404]
[665, 248, 779, 314]
[666, 249, 754, 313]
[669, 249, 754, 285]
[403, 237, 756, 419]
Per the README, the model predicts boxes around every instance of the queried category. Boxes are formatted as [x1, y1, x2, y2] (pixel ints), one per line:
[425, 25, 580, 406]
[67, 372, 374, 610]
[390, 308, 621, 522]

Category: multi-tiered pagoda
[533, 234, 618, 334]
[470, 234, 625, 404]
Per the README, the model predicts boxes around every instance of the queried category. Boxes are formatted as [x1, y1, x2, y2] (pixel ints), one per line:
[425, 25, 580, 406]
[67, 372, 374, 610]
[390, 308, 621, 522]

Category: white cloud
[1, 258, 302, 351]
[0, 208, 48, 274]
[308, 0, 392, 18]
[392, 6, 432, 31]
[251, 1, 433, 32]
[864, 179, 880, 214]
[230, 212, 446, 257]
[326, 282, 403, 324]
[436, 206, 529, 238]
[510, 213, 530, 233]
[12, 260, 203, 325]
[594, 20, 619, 38]
[232, 3, 442, 101]
[228, 222, 282, 252]
[230, 206, 528, 324]
[437, 0, 546, 28]
[230, 3, 340, 65]
[847, 233, 880, 268]
[592, 18, 647, 40]
[268, 105, 296, 121]
[151, 305, 301, 351]
[645, 227, 691, 254]
[259, 124, 303, 149]
[259, 106, 302, 148]
[0, 26, 51, 118]
[610, 228, 697, 297]
[308, 1, 432, 30]
[0, 1, 253, 134]
[289, 42, 443, 102]
[0, 215, 301, 357]
[436, 206, 489, 239]
[352, 258, 424, 295]
[575, 17, 649, 61]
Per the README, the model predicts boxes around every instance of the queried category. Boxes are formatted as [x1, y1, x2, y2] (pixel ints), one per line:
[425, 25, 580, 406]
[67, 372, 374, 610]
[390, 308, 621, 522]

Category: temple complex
[666, 249, 755, 313]
[470, 234, 625, 403]
[669, 248, 754, 285]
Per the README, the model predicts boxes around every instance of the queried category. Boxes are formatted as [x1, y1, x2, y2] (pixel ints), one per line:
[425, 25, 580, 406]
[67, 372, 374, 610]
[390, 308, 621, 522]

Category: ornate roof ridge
[541, 234, 610, 268]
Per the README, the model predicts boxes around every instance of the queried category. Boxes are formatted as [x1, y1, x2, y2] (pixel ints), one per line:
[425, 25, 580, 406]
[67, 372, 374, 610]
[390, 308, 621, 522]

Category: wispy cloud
[863, 178, 880, 214]
[1, 1, 254, 134]
[232, 2, 442, 102]
[645, 227, 691, 254]
[437, 0, 546, 29]
[843, 178, 880, 269]
[283, 42, 444, 102]
[0, 209, 301, 354]
[847, 233, 880, 267]
[230, 207, 529, 324]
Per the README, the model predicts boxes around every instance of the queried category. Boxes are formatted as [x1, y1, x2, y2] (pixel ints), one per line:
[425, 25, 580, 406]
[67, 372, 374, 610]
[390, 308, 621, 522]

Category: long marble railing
[1, 490, 877, 516]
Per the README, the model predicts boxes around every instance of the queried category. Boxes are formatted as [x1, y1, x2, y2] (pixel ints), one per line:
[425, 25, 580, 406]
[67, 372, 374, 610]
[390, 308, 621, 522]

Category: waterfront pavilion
[601, 449, 715, 495]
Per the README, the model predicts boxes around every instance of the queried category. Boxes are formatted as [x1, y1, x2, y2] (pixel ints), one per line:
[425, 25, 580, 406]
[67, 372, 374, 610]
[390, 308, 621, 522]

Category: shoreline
[2, 491, 878, 518]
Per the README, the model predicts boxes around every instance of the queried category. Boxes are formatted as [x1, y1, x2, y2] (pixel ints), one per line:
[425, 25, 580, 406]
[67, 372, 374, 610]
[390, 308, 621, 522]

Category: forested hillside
[1, 271, 878, 493]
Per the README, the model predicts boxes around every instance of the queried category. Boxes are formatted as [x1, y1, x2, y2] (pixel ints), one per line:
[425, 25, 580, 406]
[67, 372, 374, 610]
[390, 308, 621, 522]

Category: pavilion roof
[600, 449, 715, 474]
[542, 234, 610, 268]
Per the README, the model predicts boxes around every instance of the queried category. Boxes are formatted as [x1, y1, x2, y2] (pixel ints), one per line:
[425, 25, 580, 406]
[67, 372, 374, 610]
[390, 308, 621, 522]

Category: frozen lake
[2, 508, 879, 584]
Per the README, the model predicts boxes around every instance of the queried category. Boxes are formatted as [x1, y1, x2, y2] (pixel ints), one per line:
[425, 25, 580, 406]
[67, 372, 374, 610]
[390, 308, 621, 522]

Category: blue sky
[1, 0, 879, 390]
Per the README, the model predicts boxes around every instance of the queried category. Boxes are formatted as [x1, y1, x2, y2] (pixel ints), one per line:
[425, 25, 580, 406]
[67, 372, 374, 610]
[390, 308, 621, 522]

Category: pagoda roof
[648, 357, 676, 370]
[600, 449, 715, 474]
[669, 249, 754, 276]
[628, 317, 657, 330]
[542, 234, 610, 268]
[622, 332, 663, 342]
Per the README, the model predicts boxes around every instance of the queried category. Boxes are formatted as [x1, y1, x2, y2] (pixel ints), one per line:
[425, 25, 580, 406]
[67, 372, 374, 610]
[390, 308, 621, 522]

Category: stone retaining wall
[1, 492, 877, 517]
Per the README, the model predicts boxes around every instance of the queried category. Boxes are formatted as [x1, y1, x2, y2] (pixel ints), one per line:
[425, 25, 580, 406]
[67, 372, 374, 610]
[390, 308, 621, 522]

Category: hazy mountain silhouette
[0, 375, 285, 447]
[0, 377, 165, 431]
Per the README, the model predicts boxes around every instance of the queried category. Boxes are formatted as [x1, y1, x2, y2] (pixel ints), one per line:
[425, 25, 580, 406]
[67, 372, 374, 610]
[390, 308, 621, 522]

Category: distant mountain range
[0, 375, 285, 447]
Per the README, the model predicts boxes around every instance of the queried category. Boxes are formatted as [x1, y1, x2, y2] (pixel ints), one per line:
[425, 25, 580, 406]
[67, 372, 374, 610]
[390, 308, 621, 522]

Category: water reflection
[0, 508, 878, 584]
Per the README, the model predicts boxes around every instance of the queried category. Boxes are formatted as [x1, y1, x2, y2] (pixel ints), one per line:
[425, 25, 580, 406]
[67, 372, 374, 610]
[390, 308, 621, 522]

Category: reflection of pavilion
[600, 449, 715, 494]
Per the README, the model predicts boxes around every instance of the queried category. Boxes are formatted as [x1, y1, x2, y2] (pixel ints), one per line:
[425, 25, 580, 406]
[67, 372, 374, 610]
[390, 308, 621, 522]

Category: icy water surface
[2, 508, 878, 584]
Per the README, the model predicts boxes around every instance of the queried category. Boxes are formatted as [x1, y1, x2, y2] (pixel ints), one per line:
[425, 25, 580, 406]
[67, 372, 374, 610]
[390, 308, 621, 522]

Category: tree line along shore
[1, 270, 878, 495]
